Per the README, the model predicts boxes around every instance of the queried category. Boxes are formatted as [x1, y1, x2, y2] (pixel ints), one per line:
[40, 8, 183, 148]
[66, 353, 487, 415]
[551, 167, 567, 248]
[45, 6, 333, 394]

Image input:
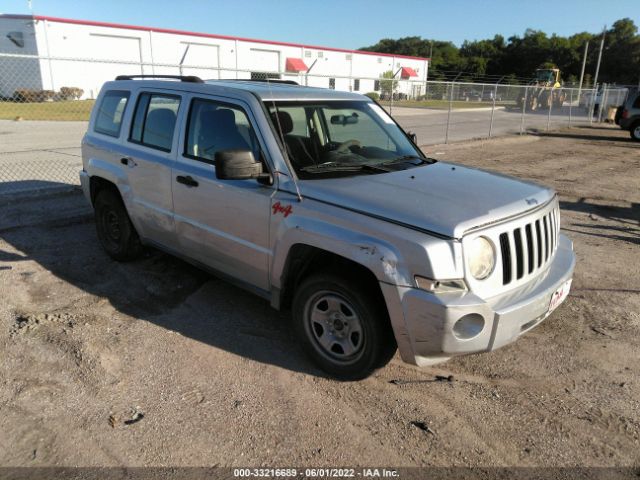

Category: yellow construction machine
[516, 68, 567, 111]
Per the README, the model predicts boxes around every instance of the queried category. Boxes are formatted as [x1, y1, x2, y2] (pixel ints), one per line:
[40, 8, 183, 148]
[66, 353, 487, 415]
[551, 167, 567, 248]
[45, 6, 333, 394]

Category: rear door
[122, 89, 184, 247]
[171, 94, 274, 292]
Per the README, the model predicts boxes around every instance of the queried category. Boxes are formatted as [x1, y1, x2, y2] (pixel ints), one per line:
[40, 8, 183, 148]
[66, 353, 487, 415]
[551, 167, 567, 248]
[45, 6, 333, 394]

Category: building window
[354, 79, 360, 92]
[345, 53, 352, 60]
[377, 58, 382, 64]
[329, 78, 336, 90]
[304, 50, 312, 58]
[318, 51, 324, 58]
[251, 72, 281, 80]
[94, 90, 129, 137]
[130, 93, 181, 152]
[374, 80, 381, 91]
[7, 31, 25, 48]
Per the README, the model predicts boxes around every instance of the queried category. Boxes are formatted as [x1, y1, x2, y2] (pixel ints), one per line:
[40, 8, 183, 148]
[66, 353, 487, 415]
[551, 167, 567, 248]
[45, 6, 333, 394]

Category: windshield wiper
[300, 162, 390, 174]
[379, 155, 429, 166]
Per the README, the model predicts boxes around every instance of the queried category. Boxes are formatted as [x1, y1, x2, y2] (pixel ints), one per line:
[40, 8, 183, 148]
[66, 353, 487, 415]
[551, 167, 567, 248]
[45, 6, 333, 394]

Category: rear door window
[129, 93, 181, 152]
[94, 90, 129, 137]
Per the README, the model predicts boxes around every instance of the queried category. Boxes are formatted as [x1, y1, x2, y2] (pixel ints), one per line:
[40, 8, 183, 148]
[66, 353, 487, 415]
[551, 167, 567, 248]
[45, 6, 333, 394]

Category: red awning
[286, 57, 308, 72]
[400, 66, 418, 78]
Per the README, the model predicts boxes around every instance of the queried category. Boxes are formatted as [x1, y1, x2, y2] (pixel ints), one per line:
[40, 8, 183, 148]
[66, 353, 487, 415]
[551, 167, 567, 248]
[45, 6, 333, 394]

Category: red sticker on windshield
[272, 201, 293, 218]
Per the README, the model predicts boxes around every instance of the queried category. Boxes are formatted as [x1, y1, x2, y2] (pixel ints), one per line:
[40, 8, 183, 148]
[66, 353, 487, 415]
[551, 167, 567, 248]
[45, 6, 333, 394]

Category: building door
[179, 43, 220, 79]
[249, 48, 281, 77]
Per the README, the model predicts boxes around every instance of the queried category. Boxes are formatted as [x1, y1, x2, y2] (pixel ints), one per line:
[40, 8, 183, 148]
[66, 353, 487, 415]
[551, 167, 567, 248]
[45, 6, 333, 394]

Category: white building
[0, 14, 429, 99]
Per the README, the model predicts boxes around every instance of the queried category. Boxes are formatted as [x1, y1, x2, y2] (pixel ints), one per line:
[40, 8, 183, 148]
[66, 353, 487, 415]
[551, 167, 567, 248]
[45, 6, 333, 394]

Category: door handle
[176, 175, 199, 187]
[120, 157, 136, 167]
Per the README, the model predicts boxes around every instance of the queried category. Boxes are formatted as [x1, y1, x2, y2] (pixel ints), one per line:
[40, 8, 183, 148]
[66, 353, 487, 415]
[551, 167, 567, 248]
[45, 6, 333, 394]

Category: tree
[379, 70, 398, 97]
[359, 18, 640, 85]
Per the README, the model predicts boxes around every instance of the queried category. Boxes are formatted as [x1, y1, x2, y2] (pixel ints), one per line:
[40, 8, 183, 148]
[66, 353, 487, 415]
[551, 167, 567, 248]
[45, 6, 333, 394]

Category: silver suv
[81, 75, 575, 379]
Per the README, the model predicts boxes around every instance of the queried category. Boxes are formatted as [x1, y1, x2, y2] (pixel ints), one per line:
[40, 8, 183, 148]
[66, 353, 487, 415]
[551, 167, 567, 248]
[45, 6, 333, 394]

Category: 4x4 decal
[272, 201, 293, 218]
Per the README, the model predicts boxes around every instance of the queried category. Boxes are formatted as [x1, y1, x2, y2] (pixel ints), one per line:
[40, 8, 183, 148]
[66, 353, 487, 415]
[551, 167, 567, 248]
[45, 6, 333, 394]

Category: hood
[298, 161, 554, 239]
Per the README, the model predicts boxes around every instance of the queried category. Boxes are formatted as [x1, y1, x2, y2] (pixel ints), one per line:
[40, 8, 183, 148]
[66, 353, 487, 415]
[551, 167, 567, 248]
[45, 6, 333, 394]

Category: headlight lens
[467, 236, 495, 280]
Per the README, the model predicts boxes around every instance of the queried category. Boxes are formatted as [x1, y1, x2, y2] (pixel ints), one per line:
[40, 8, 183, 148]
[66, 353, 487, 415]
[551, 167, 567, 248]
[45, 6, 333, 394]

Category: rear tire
[94, 189, 142, 261]
[630, 121, 640, 141]
[292, 272, 396, 380]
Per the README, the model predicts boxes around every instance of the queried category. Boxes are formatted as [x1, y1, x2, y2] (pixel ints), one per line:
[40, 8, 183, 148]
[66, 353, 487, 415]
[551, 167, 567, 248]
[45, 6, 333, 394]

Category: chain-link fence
[0, 52, 629, 196]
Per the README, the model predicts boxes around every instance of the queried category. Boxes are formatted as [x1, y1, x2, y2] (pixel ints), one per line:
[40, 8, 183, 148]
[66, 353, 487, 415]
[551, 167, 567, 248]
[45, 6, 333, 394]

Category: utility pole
[593, 26, 606, 90]
[577, 41, 588, 103]
[589, 26, 606, 121]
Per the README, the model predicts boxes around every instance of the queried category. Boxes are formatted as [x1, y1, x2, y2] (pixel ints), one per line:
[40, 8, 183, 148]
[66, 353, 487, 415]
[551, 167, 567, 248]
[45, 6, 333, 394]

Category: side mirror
[215, 150, 269, 181]
[407, 132, 418, 144]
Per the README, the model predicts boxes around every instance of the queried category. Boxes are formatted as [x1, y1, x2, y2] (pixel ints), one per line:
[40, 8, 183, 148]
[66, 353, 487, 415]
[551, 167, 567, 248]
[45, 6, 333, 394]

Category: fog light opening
[452, 314, 485, 340]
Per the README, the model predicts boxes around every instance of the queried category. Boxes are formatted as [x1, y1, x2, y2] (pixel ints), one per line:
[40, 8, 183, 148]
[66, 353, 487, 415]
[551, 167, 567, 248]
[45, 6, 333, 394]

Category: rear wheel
[630, 121, 640, 141]
[292, 272, 396, 380]
[94, 189, 142, 261]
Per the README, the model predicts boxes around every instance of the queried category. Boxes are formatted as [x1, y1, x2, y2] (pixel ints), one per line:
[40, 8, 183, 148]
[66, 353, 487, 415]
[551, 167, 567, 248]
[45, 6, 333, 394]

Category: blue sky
[2, 0, 639, 48]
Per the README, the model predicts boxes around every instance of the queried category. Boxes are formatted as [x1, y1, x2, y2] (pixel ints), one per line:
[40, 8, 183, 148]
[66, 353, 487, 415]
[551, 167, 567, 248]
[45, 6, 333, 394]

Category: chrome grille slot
[514, 228, 524, 280]
[525, 224, 534, 274]
[498, 204, 560, 286]
[499, 233, 511, 285]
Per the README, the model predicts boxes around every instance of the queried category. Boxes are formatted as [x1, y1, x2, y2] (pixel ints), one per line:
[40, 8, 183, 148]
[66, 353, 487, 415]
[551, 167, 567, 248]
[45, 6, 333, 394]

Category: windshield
[265, 100, 430, 178]
[536, 70, 555, 83]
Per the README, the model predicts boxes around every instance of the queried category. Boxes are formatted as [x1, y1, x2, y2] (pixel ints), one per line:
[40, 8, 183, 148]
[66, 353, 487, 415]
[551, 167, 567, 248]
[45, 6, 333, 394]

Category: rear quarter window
[94, 90, 130, 137]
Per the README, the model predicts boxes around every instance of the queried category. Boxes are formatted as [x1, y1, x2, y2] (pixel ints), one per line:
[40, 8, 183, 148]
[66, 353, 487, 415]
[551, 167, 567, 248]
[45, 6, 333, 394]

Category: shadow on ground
[560, 197, 640, 246]
[0, 184, 329, 378]
[531, 128, 637, 144]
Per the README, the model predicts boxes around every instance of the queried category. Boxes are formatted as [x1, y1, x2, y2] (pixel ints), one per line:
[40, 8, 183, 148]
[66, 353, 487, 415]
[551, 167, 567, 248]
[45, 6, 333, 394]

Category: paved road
[0, 105, 594, 195]
[389, 105, 592, 145]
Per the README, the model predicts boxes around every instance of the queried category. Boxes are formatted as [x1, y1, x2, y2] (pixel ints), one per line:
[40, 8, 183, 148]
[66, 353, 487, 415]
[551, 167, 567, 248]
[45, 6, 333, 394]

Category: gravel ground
[0, 125, 638, 470]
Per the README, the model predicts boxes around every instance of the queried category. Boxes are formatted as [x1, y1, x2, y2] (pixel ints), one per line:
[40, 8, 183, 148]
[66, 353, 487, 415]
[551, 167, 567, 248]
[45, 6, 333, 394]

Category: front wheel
[630, 121, 640, 141]
[292, 273, 396, 380]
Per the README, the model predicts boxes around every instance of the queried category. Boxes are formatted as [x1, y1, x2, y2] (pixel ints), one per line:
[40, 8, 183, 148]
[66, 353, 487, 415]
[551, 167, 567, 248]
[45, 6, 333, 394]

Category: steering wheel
[334, 139, 361, 154]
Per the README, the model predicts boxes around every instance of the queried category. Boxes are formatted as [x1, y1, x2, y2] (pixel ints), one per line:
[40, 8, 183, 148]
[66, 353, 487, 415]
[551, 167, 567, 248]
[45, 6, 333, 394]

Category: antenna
[265, 74, 303, 202]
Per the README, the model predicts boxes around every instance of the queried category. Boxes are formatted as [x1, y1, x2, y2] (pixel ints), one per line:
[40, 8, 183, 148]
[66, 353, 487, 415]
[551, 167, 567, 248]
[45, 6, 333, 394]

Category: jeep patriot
[81, 75, 576, 379]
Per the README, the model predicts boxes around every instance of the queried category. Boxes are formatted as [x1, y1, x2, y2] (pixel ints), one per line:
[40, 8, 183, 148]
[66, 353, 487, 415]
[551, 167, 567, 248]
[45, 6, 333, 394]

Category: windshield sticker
[368, 104, 395, 124]
[272, 201, 293, 218]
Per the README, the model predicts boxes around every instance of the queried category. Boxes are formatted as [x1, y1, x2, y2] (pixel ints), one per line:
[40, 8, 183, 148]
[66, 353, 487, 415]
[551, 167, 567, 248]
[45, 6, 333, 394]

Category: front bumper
[382, 233, 575, 366]
[79, 170, 91, 204]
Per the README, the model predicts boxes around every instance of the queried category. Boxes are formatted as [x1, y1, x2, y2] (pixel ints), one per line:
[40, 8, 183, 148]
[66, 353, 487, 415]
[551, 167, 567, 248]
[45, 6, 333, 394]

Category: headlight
[467, 236, 495, 280]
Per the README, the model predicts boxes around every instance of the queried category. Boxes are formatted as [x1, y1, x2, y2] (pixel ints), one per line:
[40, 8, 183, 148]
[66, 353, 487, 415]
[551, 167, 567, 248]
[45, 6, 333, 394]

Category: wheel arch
[276, 243, 385, 311]
[89, 175, 121, 206]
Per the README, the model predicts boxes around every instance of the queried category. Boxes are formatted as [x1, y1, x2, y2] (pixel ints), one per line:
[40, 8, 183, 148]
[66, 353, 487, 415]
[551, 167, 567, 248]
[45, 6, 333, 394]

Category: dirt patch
[0, 126, 638, 468]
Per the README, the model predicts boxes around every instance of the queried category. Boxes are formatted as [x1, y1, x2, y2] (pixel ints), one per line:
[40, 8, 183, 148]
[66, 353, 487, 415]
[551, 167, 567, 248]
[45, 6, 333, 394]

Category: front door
[171, 95, 274, 292]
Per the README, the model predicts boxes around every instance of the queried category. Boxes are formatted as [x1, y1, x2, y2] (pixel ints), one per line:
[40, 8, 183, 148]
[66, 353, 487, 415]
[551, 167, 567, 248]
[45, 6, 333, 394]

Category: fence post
[568, 88, 573, 128]
[520, 86, 528, 135]
[597, 84, 608, 123]
[546, 87, 553, 132]
[589, 83, 598, 125]
[488, 80, 500, 138]
[445, 81, 454, 144]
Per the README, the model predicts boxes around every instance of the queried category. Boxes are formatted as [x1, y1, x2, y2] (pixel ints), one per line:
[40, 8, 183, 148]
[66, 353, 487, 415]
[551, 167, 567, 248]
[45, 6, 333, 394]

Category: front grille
[498, 205, 560, 285]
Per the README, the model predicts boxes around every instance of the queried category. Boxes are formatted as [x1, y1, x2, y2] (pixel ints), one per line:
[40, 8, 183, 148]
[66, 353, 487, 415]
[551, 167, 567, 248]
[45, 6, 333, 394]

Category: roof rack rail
[115, 74, 204, 83]
[218, 78, 299, 85]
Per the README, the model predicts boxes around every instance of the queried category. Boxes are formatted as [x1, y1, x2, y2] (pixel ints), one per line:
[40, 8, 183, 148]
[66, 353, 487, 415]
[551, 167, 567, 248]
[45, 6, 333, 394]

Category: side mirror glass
[215, 150, 268, 181]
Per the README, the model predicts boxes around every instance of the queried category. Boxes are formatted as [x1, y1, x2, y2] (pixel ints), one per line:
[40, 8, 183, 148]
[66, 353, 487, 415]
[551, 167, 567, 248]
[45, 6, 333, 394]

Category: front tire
[630, 121, 640, 141]
[292, 272, 396, 380]
[94, 189, 142, 261]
